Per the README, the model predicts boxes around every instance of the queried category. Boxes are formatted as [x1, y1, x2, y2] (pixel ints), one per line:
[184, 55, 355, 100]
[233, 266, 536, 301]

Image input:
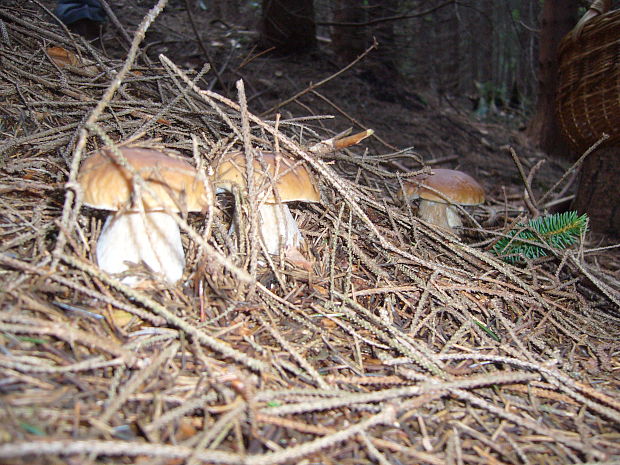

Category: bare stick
[507, 146, 539, 216]
[183, 0, 227, 94]
[308, 129, 374, 155]
[260, 38, 378, 117]
[538, 133, 609, 206]
[99, 0, 134, 49]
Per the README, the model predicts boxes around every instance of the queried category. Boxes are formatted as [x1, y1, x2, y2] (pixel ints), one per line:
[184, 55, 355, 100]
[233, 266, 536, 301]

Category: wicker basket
[556, 0, 620, 153]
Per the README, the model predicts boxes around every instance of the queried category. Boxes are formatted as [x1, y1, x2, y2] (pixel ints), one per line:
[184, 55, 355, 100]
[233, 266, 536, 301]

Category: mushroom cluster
[214, 150, 320, 269]
[399, 168, 485, 235]
[78, 147, 208, 285]
[78, 141, 485, 287]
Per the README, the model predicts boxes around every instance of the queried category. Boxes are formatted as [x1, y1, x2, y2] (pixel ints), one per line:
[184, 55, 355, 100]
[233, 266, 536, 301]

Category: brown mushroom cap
[78, 147, 208, 212]
[215, 151, 320, 203]
[401, 168, 485, 206]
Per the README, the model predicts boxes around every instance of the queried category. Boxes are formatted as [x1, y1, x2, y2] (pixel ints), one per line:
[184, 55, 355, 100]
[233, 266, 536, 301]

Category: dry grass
[1, 2, 619, 464]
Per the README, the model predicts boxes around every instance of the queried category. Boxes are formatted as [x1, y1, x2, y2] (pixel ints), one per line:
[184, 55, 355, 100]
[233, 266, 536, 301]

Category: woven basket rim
[556, 2, 620, 152]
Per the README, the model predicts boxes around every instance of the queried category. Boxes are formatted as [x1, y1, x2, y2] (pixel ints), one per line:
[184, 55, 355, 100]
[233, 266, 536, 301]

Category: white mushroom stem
[96, 211, 185, 285]
[417, 200, 463, 233]
[257, 202, 303, 255]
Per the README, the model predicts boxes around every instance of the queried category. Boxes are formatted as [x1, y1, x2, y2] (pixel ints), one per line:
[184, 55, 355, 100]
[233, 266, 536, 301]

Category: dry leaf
[47, 46, 79, 67]
[110, 309, 135, 327]
[47, 46, 99, 76]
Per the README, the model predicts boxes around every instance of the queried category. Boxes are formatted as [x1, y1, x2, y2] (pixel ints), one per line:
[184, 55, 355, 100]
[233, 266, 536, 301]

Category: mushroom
[214, 151, 320, 268]
[399, 168, 485, 234]
[78, 147, 209, 285]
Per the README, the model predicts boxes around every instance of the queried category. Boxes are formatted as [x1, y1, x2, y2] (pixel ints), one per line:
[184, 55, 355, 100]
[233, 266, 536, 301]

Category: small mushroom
[78, 147, 209, 285]
[399, 168, 485, 234]
[214, 151, 320, 269]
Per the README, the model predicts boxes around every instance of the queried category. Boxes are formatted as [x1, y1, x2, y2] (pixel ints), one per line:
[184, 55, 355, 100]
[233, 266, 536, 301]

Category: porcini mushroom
[214, 151, 320, 268]
[399, 168, 485, 234]
[78, 147, 209, 285]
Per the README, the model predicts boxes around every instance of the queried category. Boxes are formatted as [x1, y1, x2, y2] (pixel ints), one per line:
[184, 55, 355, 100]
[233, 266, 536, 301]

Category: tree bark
[330, 0, 367, 63]
[211, 0, 239, 23]
[573, 146, 620, 238]
[358, 0, 401, 101]
[526, 0, 577, 158]
[260, 0, 316, 54]
[329, 1, 425, 109]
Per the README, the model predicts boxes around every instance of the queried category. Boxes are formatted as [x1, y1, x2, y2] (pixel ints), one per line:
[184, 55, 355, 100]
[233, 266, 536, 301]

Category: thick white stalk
[257, 203, 302, 255]
[417, 199, 462, 234]
[96, 211, 185, 285]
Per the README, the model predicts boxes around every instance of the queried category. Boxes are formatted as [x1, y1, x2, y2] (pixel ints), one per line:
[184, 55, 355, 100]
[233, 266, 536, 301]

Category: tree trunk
[260, 0, 316, 54]
[211, 0, 239, 23]
[526, 0, 577, 158]
[330, 0, 367, 64]
[359, 0, 401, 101]
[329, 1, 425, 109]
[573, 146, 620, 238]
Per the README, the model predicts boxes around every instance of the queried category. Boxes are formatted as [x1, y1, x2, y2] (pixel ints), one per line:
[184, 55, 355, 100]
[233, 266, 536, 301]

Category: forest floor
[1, 1, 619, 464]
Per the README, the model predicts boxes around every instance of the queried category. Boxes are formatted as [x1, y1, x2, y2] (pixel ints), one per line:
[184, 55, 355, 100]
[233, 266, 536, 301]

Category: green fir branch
[492, 211, 588, 263]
